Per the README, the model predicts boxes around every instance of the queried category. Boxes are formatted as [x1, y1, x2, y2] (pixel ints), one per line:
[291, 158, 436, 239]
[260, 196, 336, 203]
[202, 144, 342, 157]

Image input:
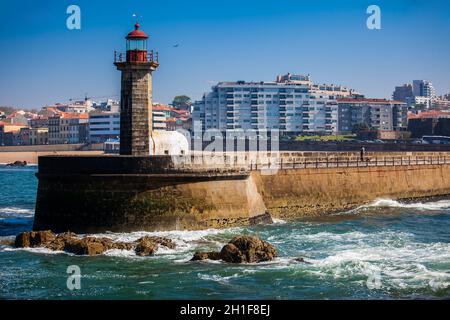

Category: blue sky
[0, 0, 449, 109]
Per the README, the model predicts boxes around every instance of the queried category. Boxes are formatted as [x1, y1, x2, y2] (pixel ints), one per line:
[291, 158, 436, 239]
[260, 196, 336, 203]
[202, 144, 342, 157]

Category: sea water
[0, 165, 449, 299]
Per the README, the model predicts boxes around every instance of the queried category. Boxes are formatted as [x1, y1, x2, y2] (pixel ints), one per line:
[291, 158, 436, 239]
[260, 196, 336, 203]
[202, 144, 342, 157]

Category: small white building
[89, 112, 120, 143]
[150, 131, 189, 155]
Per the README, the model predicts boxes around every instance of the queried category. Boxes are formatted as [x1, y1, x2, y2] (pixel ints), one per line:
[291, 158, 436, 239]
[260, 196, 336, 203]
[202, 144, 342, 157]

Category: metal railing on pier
[172, 154, 450, 172]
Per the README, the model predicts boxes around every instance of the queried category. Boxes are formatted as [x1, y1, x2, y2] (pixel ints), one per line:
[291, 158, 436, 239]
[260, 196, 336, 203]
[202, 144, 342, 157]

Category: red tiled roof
[61, 112, 88, 119]
[153, 104, 173, 111]
[408, 110, 450, 119]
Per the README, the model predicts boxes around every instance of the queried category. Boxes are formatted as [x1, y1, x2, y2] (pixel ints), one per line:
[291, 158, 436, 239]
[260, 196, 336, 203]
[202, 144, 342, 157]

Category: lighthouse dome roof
[126, 23, 149, 39]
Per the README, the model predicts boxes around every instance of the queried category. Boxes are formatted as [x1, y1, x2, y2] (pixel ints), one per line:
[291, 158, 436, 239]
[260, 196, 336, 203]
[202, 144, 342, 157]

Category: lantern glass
[127, 39, 147, 51]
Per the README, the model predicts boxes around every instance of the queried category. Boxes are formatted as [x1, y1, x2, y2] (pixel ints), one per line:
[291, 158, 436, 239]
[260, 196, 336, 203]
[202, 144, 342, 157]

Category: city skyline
[1, 0, 450, 109]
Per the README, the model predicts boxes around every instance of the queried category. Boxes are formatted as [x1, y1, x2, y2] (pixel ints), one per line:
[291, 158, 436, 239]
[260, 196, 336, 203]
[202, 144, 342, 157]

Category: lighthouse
[114, 23, 159, 156]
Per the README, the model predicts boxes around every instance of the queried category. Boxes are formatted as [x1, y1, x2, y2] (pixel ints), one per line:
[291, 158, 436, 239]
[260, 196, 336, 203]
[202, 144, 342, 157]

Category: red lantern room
[126, 23, 148, 62]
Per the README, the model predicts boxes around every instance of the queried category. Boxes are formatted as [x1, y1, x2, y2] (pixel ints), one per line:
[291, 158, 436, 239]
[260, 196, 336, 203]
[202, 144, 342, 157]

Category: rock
[249, 212, 273, 225]
[109, 242, 134, 251]
[189, 235, 278, 263]
[135, 237, 158, 256]
[6, 160, 27, 167]
[137, 236, 176, 249]
[64, 237, 110, 256]
[134, 236, 176, 256]
[220, 243, 245, 263]
[191, 251, 221, 261]
[220, 235, 277, 263]
[294, 257, 311, 264]
[14, 231, 171, 256]
[15, 230, 56, 248]
[0, 238, 15, 246]
[45, 232, 78, 251]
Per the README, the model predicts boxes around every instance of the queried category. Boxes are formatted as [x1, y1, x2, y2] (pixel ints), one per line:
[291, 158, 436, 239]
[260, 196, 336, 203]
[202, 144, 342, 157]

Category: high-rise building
[193, 73, 359, 135]
[392, 84, 414, 107]
[413, 80, 436, 98]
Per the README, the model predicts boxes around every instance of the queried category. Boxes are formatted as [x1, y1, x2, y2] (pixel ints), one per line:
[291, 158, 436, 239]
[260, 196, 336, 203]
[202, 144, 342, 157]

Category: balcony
[114, 50, 159, 64]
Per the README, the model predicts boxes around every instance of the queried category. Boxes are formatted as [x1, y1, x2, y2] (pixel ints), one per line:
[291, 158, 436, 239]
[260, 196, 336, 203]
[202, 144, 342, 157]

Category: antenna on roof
[132, 13, 142, 24]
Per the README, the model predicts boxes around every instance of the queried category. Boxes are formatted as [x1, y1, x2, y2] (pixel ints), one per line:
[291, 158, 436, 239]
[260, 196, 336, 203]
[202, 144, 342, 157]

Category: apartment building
[193, 73, 359, 135]
[337, 98, 408, 133]
[29, 127, 49, 145]
[89, 112, 120, 143]
[48, 113, 88, 144]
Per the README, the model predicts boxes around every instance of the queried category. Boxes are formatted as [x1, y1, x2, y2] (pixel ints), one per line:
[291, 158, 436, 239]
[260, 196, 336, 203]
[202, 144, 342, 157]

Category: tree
[172, 95, 192, 110]
[351, 122, 370, 134]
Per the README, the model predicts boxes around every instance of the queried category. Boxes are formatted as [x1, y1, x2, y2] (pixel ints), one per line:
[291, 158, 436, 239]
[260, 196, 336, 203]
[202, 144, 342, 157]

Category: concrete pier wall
[252, 164, 450, 218]
[33, 153, 450, 233]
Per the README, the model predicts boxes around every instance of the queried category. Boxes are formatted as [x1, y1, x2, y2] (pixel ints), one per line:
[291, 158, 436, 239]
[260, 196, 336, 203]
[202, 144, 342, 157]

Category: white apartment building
[193, 73, 358, 135]
[412, 80, 436, 99]
[89, 112, 120, 143]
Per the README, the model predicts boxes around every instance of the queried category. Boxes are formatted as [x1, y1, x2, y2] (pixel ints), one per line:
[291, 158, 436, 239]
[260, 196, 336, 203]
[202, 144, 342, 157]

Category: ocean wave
[336, 198, 450, 216]
[0, 207, 34, 219]
[272, 218, 287, 224]
[88, 227, 240, 255]
[197, 273, 241, 284]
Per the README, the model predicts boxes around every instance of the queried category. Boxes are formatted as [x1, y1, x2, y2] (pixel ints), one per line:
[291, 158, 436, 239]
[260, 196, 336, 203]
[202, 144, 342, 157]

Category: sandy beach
[0, 151, 105, 165]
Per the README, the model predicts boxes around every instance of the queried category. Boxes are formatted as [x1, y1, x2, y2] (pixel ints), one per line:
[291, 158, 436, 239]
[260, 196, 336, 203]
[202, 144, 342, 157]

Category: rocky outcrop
[135, 236, 177, 256]
[14, 231, 174, 256]
[135, 237, 158, 256]
[191, 251, 221, 261]
[14, 230, 56, 248]
[191, 235, 277, 263]
[6, 160, 27, 167]
[249, 212, 273, 225]
[220, 235, 277, 263]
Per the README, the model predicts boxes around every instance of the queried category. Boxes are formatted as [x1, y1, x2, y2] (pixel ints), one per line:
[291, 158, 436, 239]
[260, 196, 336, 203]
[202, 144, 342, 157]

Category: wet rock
[190, 235, 278, 263]
[137, 236, 176, 249]
[15, 230, 56, 248]
[294, 257, 311, 264]
[45, 232, 78, 251]
[6, 160, 27, 167]
[249, 212, 273, 225]
[191, 251, 221, 261]
[14, 231, 173, 256]
[109, 242, 134, 251]
[64, 237, 110, 256]
[220, 235, 277, 263]
[135, 237, 158, 256]
[0, 238, 15, 246]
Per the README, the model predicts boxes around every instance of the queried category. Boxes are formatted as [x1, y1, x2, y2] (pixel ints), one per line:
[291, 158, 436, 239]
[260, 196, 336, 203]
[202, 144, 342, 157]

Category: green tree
[351, 122, 370, 134]
[172, 95, 192, 110]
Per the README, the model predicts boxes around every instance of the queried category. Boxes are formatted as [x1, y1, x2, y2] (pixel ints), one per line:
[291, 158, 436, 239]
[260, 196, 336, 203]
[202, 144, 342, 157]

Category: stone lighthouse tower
[114, 23, 159, 156]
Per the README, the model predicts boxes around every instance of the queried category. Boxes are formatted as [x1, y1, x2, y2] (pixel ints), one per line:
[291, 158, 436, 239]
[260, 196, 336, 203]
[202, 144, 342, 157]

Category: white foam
[367, 198, 450, 211]
[197, 273, 241, 284]
[0, 207, 34, 218]
[335, 198, 450, 216]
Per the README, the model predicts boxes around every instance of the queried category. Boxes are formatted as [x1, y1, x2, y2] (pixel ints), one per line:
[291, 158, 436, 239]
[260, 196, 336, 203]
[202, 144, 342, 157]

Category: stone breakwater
[13, 231, 278, 263]
[33, 153, 450, 233]
[14, 230, 176, 256]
